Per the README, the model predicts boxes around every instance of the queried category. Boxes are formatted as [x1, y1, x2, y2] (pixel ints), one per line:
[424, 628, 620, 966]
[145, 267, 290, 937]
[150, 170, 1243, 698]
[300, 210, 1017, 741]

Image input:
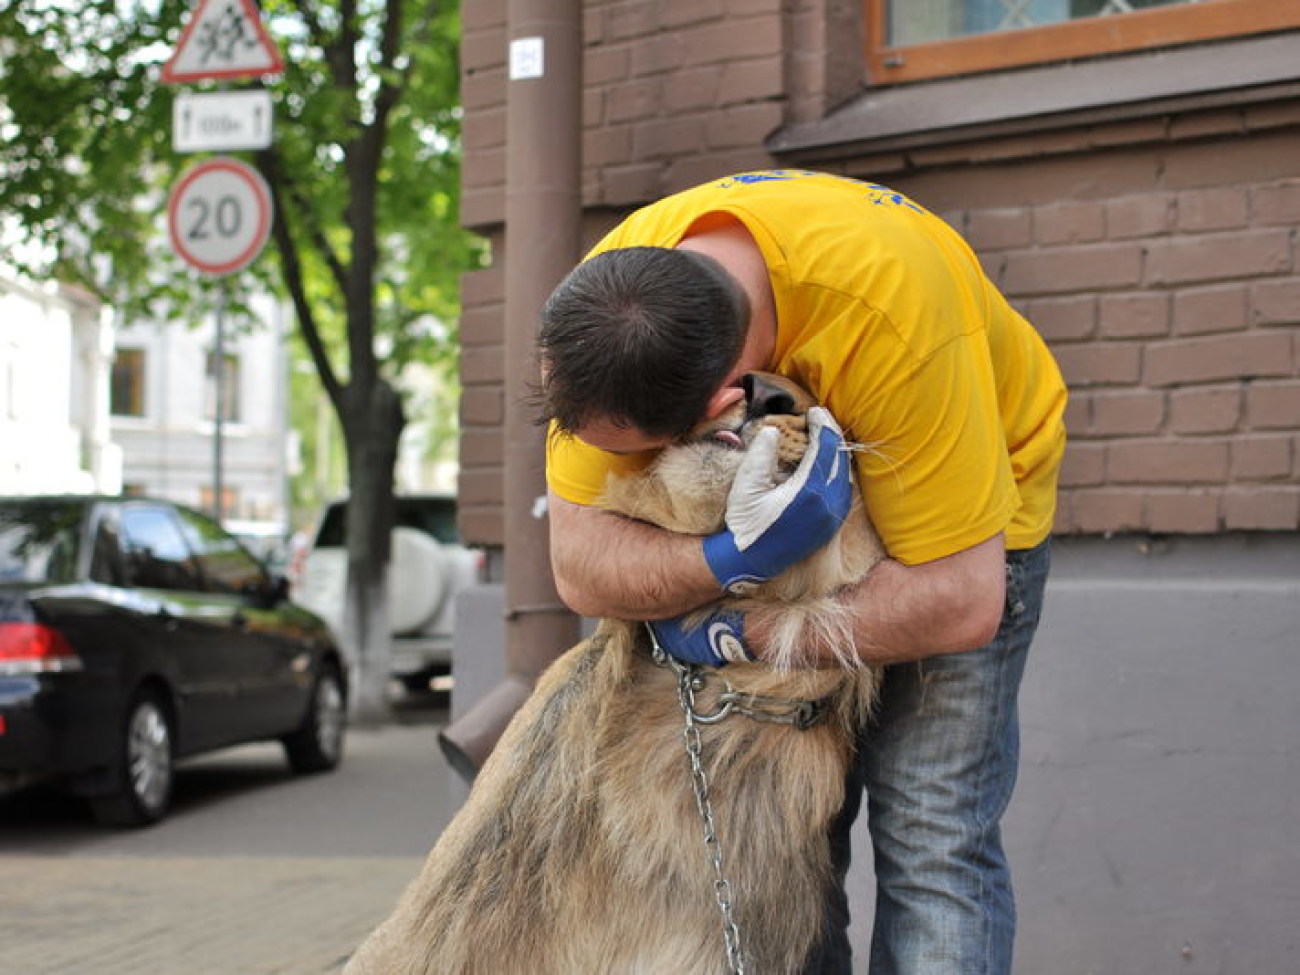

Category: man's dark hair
[537, 246, 750, 438]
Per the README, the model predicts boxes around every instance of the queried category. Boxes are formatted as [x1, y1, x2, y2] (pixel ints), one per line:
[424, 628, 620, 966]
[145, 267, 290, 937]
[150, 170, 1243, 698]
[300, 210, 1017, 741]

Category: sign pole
[163, 0, 281, 524]
[213, 281, 227, 522]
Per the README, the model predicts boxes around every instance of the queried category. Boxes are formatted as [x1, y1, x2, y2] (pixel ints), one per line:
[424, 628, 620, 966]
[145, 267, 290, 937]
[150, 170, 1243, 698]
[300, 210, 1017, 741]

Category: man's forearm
[748, 533, 1008, 667]
[548, 492, 723, 620]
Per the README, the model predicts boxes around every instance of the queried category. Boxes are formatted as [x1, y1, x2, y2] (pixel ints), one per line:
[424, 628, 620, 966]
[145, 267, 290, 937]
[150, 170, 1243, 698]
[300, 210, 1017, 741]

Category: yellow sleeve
[847, 333, 1020, 566]
[545, 422, 657, 507]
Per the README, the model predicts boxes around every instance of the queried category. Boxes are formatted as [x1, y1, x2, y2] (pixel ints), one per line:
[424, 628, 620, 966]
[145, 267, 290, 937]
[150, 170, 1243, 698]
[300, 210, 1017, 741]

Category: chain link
[675, 661, 748, 975]
[643, 623, 748, 975]
[645, 622, 832, 972]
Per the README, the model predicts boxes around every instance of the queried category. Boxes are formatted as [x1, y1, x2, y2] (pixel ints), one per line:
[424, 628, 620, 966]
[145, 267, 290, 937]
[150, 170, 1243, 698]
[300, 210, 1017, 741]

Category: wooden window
[111, 347, 146, 418]
[868, 0, 1300, 84]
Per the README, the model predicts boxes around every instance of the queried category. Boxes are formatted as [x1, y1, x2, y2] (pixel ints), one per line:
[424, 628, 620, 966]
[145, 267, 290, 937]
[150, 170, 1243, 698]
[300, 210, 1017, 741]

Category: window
[174, 506, 265, 596]
[204, 350, 241, 423]
[869, 0, 1300, 83]
[198, 485, 239, 517]
[111, 347, 146, 418]
[119, 506, 203, 592]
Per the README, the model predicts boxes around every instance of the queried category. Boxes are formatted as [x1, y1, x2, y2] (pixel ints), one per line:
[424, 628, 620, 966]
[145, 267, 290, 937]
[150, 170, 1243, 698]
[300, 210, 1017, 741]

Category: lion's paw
[759, 414, 809, 470]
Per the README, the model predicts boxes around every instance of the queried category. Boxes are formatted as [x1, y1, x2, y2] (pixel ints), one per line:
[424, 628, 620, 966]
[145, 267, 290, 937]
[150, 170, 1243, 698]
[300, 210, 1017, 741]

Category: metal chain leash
[645, 622, 834, 972]
[651, 627, 748, 975]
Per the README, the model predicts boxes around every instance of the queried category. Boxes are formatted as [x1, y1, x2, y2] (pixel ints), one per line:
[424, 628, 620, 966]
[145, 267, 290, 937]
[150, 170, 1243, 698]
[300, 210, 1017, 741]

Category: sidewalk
[2, 855, 423, 974]
[0, 718, 457, 975]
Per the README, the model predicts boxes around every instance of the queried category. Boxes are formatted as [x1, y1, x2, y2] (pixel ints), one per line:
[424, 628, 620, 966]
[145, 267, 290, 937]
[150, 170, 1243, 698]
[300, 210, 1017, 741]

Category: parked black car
[0, 496, 347, 826]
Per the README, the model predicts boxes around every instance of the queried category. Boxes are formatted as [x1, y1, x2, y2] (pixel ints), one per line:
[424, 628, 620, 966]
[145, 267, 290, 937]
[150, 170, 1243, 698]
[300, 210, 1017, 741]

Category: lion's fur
[344, 375, 885, 975]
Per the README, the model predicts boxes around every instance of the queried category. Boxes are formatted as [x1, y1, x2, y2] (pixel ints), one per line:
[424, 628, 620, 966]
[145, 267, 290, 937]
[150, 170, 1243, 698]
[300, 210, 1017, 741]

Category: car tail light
[0, 623, 84, 675]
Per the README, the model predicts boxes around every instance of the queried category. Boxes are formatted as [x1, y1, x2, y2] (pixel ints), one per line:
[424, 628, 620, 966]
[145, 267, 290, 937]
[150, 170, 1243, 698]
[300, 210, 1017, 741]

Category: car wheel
[91, 690, 174, 827]
[283, 663, 346, 774]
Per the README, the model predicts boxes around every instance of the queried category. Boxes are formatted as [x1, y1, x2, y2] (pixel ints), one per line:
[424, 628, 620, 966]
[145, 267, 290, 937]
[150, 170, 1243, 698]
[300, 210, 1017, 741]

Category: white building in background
[0, 273, 122, 495]
[110, 293, 294, 528]
[2, 264, 450, 540]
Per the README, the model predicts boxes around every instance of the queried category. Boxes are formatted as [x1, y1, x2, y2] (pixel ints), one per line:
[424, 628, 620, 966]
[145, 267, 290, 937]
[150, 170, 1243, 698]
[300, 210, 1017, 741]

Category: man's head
[537, 246, 751, 447]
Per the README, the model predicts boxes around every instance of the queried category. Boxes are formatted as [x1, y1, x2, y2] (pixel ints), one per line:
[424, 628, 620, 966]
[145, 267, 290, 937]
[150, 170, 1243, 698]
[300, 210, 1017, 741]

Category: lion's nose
[742, 373, 798, 419]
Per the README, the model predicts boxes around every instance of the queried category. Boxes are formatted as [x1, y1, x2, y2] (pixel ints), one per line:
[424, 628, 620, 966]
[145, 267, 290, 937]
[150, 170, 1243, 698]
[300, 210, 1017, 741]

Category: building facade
[458, 2, 1300, 541]
[110, 294, 293, 527]
[0, 273, 120, 495]
[452, 3, 1300, 971]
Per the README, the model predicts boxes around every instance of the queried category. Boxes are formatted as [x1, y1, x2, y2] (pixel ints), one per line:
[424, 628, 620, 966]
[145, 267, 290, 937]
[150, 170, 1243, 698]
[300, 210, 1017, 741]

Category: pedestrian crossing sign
[162, 0, 283, 84]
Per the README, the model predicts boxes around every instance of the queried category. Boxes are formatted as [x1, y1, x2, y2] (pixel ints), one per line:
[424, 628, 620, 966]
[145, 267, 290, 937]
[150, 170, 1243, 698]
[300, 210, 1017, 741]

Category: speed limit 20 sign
[167, 157, 272, 276]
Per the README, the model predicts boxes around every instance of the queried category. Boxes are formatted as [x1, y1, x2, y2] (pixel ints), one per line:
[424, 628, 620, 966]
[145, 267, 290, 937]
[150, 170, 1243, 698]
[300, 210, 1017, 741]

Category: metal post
[501, 0, 583, 676]
[212, 281, 226, 522]
[438, 0, 583, 776]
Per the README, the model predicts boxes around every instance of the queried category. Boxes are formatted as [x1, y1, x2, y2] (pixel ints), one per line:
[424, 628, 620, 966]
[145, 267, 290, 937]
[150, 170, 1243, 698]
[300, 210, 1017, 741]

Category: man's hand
[703, 406, 853, 594]
[648, 608, 754, 668]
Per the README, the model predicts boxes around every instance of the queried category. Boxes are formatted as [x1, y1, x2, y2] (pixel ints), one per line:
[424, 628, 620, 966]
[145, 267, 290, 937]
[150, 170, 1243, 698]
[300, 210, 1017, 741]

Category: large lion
[345, 372, 884, 974]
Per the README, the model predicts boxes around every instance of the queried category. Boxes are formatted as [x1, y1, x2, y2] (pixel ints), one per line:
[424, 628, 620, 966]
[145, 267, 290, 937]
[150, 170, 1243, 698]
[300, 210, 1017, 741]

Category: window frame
[110, 346, 147, 419]
[867, 0, 1300, 85]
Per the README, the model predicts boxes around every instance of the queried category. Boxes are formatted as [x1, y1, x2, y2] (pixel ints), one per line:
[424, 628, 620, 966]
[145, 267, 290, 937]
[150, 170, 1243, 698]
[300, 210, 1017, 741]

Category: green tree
[0, 0, 481, 722]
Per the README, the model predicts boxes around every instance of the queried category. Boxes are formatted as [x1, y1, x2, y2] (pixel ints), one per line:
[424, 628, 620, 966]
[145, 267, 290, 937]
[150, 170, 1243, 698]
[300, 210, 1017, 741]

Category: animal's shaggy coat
[345, 375, 884, 975]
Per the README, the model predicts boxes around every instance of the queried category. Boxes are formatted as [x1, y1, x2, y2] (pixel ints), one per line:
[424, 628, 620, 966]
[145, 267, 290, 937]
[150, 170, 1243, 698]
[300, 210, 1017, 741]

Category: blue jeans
[803, 539, 1051, 975]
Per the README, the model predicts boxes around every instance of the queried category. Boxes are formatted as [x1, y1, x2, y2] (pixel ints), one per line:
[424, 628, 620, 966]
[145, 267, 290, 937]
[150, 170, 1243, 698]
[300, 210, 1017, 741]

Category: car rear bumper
[0, 675, 115, 795]
[390, 635, 451, 676]
[0, 677, 59, 792]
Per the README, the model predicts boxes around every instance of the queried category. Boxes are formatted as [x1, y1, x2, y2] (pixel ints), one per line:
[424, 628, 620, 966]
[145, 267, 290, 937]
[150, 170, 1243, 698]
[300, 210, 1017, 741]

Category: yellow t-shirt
[546, 171, 1067, 565]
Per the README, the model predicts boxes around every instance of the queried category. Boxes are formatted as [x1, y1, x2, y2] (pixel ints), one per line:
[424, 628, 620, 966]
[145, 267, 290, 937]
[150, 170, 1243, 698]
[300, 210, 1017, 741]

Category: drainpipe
[439, 0, 583, 780]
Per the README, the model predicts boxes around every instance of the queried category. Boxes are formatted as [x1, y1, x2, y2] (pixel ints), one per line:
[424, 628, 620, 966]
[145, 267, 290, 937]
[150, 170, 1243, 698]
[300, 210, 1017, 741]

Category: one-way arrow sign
[162, 0, 283, 84]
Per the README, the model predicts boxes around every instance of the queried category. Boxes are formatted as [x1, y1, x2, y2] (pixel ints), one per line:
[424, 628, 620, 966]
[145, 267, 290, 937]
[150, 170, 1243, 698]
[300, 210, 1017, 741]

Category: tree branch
[278, 163, 349, 294]
[256, 148, 345, 416]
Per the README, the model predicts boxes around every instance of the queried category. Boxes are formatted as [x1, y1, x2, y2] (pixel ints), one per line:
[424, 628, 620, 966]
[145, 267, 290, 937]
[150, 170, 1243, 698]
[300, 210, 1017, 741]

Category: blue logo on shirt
[715, 171, 926, 213]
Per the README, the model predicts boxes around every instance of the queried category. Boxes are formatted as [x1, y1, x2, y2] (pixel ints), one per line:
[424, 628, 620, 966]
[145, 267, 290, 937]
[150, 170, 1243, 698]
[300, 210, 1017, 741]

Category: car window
[174, 507, 266, 596]
[88, 515, 130, 587]
[396, 499, 460, 544]
[119, 506, 204, 592]
[314, 503, 348, 548]
[0, 501, 83, 585]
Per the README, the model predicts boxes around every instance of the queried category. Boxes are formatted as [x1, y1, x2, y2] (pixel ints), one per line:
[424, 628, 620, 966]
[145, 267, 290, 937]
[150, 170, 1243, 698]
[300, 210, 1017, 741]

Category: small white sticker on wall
[509, 37, 545, 80]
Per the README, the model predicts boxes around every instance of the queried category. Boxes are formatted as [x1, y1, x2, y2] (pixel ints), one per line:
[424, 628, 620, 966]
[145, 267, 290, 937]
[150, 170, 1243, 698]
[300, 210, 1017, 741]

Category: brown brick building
[457, 1, 1300, 551]
[445, 4, 1300, 967]
[458, 2, 1300, 548]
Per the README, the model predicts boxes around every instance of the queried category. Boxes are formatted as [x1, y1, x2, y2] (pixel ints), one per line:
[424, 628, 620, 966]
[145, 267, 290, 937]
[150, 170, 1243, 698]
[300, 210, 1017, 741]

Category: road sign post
[167, 156, 274, 523]
[163, 0, 282, 524]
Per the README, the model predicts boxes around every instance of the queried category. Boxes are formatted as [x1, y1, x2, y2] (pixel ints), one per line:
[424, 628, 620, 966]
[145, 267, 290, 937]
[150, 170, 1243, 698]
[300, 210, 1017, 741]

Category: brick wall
[463, 0, 799, 226]
[879, 122, 1300, 536]
[459, 0, 804, 544]
[457, 264, 506, 546]
[458, 3, 1300, 544]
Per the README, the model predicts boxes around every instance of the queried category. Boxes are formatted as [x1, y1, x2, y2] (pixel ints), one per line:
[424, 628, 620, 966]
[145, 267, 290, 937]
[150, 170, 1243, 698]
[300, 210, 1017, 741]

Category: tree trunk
[341, 378, 405, 725]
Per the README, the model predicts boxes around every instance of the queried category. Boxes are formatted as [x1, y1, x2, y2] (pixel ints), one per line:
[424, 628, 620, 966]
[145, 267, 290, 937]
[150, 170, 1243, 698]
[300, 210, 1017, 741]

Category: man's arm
[548, 491, 722, 621]
[549, 406, 854, 623]
[554, 478, 1008, 666]
[748, 532, 1008, 667]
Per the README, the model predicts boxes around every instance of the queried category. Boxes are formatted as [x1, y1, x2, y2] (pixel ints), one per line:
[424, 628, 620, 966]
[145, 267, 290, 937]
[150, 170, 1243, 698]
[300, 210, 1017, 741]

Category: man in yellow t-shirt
[538, 171, 1066, 974]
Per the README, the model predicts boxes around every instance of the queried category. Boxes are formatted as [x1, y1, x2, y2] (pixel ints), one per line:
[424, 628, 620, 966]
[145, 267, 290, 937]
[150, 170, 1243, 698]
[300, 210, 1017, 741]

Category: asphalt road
[0, 690, 462, 974]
